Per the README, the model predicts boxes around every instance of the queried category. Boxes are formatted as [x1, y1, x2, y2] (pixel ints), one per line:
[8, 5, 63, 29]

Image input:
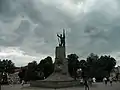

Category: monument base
[44, 72, 73, 81]
[30, 45, 83, 88]
[30, 72, 82, 88]
[30, 80, 83, 88]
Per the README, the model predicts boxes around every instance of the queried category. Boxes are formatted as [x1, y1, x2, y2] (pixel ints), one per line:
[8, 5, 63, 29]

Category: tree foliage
[1, 53, 115, 82]
[38, 56, 54, 78]
[67, 53, 116, 81]
[24, 56, 54, 81]
[24, 61, 38, 81]
[0, 59, 15, 73]
[67, 54, 79, 80]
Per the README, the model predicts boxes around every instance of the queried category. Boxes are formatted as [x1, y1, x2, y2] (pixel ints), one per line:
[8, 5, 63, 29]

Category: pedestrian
[21, 80, 25, 86]
[92, 77, 96, 83]
[109, 77, 113, 86]
[88, 78, 92, 86]
[84, 79, 89, 90]
[80, 78, 83, 84]
[103, 77, 107, 85]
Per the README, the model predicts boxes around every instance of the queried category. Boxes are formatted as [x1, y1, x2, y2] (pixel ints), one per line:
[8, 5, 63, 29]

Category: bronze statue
[57, 29, 65, 47]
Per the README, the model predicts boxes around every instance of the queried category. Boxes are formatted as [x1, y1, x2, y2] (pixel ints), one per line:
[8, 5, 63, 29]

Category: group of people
[0, 72, 13, 85]
[82, 77, 96, 90]
[103, 76, 113, 86]
[0, 71, 25, 86]
[82, 76, 116, 90]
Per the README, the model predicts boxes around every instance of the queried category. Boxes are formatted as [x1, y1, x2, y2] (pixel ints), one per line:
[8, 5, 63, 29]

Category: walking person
[92, 77, 96, 83]
[80, 78, 83, 84]
[103, 77, 107, 86]
[88, 78, 92, 86]
[21, 80, 25, 86]
[109, 76, 113, 86]
[84, 79, 89, 90]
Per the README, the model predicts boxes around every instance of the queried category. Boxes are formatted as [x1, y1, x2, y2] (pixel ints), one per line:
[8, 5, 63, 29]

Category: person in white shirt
[103, 77, 107, 85]
[92, 77, 96, 83]
[21, 80, 25, 86]
[88, 78, 92, 86]
[80, 78, 83, 84]
[109, 77, 113, 86]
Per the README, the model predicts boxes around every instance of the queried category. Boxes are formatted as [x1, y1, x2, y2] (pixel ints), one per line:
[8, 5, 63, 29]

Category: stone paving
[1, 82, 120, 90]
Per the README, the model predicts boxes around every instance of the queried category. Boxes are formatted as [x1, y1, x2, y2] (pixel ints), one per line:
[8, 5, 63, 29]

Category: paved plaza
[1, 82, 120, 90]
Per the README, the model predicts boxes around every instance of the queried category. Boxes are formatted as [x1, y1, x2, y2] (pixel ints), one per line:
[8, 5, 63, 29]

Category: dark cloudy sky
[0, 0, 120, 66]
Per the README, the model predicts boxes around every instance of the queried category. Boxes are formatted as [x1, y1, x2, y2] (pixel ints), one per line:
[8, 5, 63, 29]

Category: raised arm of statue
[56, 29, 66, 47]
[57, 34, 60, 38]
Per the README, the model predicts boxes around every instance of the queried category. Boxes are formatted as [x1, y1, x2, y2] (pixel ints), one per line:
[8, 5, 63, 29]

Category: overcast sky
[0, 0, 120, 66]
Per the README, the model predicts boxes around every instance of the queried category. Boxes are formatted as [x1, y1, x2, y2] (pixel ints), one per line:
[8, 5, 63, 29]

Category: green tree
[37, 56, 54, 78]
[86, 53, 116, 81]
[98, 55, 116, 75]
[43, 56, 54, 78]
[79, 60, 88, 78]
[86, 53, 99, 78]
[0, 59, 15, 73]
[24, 61, 38, 81]
[67, 54, 79, 80]
[79, 60, 87, 69]
[18, 67, 27, 83]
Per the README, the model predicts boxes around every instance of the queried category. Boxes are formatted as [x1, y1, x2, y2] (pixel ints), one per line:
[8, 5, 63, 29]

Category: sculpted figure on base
[57, 29, 65, 47]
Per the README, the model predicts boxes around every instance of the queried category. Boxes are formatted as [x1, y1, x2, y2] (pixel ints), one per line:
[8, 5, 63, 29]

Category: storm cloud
[0, 0, 120, 66]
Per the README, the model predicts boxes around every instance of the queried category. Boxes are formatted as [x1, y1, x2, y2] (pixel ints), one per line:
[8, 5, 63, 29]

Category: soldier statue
[57, 29, 65, 47]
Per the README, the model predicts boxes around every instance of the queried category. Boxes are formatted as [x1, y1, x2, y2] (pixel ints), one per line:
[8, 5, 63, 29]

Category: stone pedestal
[54, 46, 67, 74]
[44, 46, 72, 81]
[55, 46, 66, 59]
[30, 46, 80, 88]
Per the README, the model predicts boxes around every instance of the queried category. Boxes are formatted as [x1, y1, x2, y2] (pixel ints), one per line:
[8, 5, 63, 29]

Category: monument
[30, 29, 81, 88]
[44, 29, 73, 81]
